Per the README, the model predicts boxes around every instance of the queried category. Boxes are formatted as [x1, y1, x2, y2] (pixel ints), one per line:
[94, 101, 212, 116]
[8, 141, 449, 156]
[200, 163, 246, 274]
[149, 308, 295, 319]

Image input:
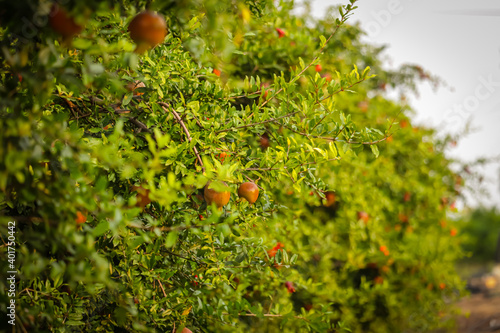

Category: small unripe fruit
[398, 213, 409, 223]
[379, 245, 389, 256]
[321, 73, 332, 82]
[128, 11, 167, 53]
[259, 134, 270, 150]
[324, 191, 336, 207]
[75, 211, 86, 225]
[285, 281, 296, 293]
[358, 100, 369, 113]
[260, 82, 270, 100]
[204, 181, 230, 209]
[132, 185, 152, 209]
[357, 211, 369, 224]
[238, 182, 259, 204]
[218, 152, 228, 162]
[268, 242, 284, 257]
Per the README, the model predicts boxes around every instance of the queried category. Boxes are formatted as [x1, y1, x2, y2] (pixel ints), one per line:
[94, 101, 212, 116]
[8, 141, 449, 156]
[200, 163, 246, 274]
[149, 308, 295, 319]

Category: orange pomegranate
[49, 4, 83, 39]
[128, 11, 167, 53]
[238, 182, 259, 204]
[204, 181, 230, 209]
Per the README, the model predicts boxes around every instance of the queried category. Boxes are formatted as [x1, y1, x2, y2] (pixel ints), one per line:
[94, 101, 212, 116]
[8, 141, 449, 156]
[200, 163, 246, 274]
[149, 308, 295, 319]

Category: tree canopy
[0, 1, 465, 332]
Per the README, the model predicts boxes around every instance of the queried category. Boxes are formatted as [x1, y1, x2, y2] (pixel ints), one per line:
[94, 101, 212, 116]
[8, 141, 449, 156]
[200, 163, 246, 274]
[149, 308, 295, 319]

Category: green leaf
[92, 221, 109, 237]
[370, 144, 380, 158]
[165, 232, 178, 248]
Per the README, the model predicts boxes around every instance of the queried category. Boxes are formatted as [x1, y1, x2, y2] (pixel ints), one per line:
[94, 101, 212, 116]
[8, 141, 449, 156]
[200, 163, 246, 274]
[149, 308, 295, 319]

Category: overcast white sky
[306, 0, 500, 208]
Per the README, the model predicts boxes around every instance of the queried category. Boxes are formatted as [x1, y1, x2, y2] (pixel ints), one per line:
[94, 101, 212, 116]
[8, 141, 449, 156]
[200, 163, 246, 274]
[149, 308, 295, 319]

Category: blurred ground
[455, 263, 500, 333]
[456, 294, 500, 332]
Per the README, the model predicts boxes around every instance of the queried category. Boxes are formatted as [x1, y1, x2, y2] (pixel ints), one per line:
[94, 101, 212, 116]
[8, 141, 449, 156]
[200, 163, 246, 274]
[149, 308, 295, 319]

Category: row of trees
[0, 0, 465, 332]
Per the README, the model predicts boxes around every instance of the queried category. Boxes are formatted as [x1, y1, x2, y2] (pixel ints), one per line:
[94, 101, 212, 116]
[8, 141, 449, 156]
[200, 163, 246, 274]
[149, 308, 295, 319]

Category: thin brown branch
[129, 221, 222, 233]
[280, 120, 395, 146]
[226, 90, 262, 100]
[157, 279, 168, 297]
[225, 312, 309, 322]
[158, 102, 205, 172]
[242, 173, 263, 190]
[164, 250, 206, 266]
[345, 111, 401, 145]
[310, 100, 332, 132]
[245, 158, 340, 171]
[128, 117, 151, 133]
[216, 111, 300, 134]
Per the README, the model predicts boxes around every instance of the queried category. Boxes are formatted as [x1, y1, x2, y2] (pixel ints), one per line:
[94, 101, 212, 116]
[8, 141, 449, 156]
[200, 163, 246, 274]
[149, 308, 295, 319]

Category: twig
[93, 97, 151, 133]
[279, 121, 393, 145]
[129, 221, 222, 233]
[226, 90, 263, 101]
[157, 279, 168, 297]
[242, 173, 263, 190]
[345, 110, 402, 145]
[225, 312, 309, 322]
[158, 102, 205, 173]
[128, 117, 151, 133]
[310, 101, 332, 132]
[114, 109, 131, 114]
[267, 291, 277, 315]
[216, 111, 300, 134]
[164, 250, 206, 266]
[245, 158, 340, 171]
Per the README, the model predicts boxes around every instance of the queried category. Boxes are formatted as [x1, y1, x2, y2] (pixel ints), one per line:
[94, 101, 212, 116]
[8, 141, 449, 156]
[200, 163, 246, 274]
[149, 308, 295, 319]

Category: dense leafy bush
[0, 0, 465, 332]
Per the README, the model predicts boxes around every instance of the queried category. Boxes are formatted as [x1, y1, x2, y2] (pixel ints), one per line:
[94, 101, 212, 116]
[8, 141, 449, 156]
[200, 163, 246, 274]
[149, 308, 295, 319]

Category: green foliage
[0, 0, 465, 332]
[458, 207, 500, 263]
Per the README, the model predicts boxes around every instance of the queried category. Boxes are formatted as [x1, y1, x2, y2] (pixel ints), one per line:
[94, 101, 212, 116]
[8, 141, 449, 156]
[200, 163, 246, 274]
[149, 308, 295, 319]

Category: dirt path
[456, 294, 500, 332]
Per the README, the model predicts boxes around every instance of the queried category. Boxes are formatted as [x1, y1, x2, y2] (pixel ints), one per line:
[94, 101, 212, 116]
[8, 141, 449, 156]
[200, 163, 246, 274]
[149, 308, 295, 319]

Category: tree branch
[128, 117, 151, 133]
[158, 102, 205, 172]
[157, 279, 168, 297]
[225, 312, 309, 322]
[245, 158, 340, 171]
[216, 111, 300, 134]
